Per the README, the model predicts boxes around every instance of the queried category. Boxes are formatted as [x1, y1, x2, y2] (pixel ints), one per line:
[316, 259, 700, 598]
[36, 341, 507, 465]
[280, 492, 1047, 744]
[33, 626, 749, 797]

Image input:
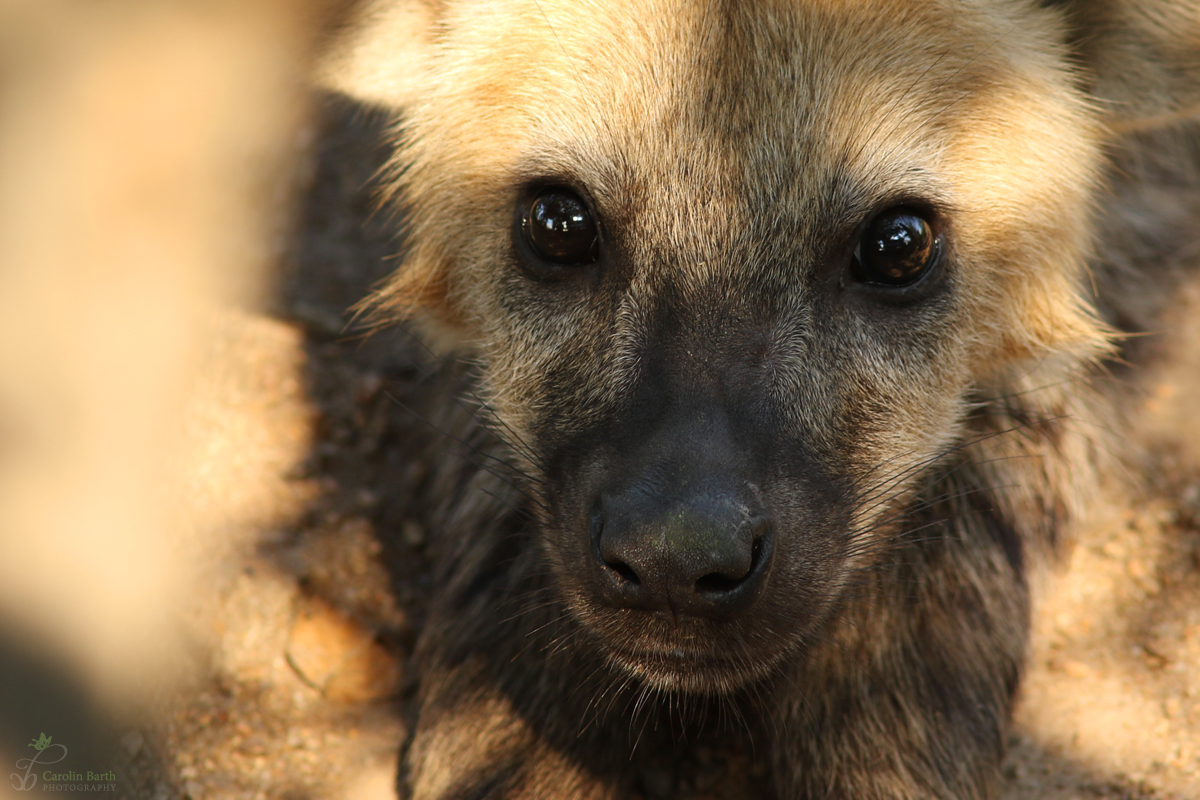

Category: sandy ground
[115, 95, 1200, 800]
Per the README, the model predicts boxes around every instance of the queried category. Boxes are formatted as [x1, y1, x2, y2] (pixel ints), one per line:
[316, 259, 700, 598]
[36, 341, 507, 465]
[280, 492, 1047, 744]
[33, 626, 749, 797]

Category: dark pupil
[860, 212, 934, 285]
[527, 190, 598, 265]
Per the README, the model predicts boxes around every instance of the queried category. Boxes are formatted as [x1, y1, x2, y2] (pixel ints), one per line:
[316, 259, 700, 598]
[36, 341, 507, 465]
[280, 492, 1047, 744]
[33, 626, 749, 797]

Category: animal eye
[852, 209, 939, 287]
[522, 187, 600, 268]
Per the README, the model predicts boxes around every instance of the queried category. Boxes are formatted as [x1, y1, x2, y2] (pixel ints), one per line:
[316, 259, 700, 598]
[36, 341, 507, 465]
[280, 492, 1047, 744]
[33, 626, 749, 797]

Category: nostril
[604, 559, 641, 586]
[593, 502, 642, 587]
[694, 571, 742, 594]
[694, 536, 765, 596]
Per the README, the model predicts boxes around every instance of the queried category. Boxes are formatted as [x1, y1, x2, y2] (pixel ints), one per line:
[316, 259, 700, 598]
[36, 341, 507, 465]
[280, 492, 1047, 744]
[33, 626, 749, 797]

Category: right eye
[851, 208, 940, 288]
[521, 187, 600, 270]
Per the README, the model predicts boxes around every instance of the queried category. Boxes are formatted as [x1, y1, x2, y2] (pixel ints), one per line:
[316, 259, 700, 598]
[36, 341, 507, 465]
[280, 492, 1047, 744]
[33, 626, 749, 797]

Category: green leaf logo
[28, 733, 52, 751]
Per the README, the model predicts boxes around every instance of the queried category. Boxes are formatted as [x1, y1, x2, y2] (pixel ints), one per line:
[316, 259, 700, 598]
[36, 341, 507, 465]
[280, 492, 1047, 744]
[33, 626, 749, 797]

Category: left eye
[523, 187, 600, 267]
[852, 209, 940, 287]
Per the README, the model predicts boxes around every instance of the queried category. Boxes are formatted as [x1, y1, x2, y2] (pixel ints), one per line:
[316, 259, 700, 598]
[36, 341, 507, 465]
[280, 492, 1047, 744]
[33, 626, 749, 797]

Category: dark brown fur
[317, 1, 1200, 797]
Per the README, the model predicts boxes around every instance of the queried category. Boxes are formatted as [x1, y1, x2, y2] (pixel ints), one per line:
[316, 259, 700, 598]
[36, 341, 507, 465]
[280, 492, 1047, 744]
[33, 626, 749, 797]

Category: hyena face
[383, 0, 1107, 693]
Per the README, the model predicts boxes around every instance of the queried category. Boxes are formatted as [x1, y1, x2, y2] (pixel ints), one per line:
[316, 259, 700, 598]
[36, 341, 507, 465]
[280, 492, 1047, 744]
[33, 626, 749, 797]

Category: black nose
[592, 486, 773, 620]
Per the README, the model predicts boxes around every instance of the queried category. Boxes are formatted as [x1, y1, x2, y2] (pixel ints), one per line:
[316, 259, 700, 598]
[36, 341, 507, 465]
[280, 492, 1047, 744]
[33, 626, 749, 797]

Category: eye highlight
[852, 209, 940, 288]
[521, 187, 600, 270]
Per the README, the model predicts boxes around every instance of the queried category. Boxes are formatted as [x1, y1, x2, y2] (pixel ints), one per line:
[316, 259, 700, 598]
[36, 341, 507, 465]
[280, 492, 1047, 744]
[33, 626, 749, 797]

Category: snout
[590, 483, 774, 620]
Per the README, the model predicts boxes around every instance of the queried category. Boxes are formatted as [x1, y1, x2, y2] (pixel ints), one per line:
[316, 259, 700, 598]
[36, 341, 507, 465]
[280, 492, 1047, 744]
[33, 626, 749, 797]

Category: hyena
[318, 0, 1200, 797]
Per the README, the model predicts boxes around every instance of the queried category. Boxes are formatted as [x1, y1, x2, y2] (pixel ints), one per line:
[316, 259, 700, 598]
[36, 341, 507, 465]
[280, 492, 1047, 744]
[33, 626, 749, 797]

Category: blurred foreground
[0, 1, 324, 796]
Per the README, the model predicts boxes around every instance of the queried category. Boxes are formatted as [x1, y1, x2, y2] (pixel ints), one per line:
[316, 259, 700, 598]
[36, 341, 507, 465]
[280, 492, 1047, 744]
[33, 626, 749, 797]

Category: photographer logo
[10, 734, 116, 793]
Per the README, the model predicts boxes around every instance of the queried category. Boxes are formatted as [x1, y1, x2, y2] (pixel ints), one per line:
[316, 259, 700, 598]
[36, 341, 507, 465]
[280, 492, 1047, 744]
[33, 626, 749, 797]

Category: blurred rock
[286, 596, 402, 704]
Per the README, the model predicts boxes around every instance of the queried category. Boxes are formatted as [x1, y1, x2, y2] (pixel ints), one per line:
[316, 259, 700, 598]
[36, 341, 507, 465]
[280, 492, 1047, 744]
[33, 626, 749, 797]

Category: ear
[312, 0, 437, 109]
[1057, 0, 1200, 129]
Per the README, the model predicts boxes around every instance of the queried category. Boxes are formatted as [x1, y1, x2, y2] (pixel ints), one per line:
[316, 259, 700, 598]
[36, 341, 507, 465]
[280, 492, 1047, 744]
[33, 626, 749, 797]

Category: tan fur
[319, 1, 1200, 797]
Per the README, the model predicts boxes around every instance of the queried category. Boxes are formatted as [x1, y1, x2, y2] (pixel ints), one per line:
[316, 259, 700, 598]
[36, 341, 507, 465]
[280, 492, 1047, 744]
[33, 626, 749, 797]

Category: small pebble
[402, 520, 427, 548]
[121, 729, 144, 756]
[1063, 660, 1092, 679]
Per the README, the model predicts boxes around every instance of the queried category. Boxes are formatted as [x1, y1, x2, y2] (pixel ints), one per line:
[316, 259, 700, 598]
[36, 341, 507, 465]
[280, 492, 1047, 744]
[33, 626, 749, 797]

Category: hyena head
[374, 0, 1112, 693]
